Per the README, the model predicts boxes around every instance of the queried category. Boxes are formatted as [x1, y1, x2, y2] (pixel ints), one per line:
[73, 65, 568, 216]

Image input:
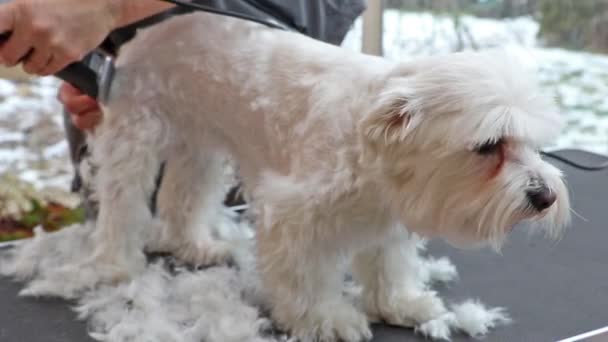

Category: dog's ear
[360, 96, 412, 146]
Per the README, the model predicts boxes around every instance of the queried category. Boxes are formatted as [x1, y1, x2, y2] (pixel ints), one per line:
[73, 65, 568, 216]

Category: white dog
[76, 11, 570, 342]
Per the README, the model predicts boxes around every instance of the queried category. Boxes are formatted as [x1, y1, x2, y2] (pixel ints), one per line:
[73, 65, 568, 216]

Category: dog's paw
[173, 239, 235, 267]
[423, 256, 458, 284]
[289, 300, 372, 342]
[374, 290, 448, 328]
[415, 312, 458, 341]
[451, 300, 511, 338]
[94, 247, 147, 275]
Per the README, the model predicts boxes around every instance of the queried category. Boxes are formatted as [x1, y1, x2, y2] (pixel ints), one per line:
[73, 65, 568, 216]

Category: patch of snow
[0, 76, 72, 190]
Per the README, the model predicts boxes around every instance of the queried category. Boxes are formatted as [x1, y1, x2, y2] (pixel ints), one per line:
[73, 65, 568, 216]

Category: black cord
[541, 150, 608, 171]
[158, 0, 293, 31]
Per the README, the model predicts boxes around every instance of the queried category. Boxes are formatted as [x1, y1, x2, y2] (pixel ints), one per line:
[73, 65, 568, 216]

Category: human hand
[0, 0, 120, 76]
[58, 82, 102, 132]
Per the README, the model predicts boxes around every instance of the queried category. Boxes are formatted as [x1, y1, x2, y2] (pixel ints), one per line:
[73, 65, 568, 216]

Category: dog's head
[359, 49, 570, 250]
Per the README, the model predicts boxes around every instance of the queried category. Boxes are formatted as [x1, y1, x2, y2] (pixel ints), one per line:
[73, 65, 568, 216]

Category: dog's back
[109, 11, 390, 180]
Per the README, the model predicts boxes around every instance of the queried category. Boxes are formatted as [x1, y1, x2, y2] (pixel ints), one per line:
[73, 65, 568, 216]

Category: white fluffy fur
[0, 224, 99, 298]
[451, 300, 512, 338]
[76, 262, 273, 342]
[1, 223, 508, 342]
[2, 11, 571, 342]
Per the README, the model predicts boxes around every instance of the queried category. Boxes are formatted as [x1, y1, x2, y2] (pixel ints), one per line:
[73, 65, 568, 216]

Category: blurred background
[0, 0, 606, 241]
[342, 0, 608, 155]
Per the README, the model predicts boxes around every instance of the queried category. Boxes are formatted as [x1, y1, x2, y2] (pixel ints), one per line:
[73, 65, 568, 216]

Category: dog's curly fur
[56, 12, 570, 341]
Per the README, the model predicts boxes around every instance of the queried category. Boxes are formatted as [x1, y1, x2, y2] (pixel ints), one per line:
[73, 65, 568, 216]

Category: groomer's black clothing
[63, 0, 367, 218]
[105, 0, 366, 50]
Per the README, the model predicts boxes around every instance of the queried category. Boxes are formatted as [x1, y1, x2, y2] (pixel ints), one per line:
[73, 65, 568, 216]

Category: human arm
[0, 0, 174, 76]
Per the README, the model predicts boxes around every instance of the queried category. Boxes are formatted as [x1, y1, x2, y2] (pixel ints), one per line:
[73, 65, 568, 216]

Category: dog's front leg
[257, 209, 372, 342]
[149, 147, 235, 266]
[352, 230, 455, 340]
[83, 108, 164, 283]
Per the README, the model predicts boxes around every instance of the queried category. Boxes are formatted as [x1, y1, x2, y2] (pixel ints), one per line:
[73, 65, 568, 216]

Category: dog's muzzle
[526, 186, 556, 212]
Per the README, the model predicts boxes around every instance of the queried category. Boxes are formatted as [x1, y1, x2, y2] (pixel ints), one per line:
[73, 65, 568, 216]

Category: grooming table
[0, 149, 606, 342]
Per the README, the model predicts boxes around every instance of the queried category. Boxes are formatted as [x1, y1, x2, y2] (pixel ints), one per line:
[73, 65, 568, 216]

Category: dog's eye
[474, 139, 503, 155]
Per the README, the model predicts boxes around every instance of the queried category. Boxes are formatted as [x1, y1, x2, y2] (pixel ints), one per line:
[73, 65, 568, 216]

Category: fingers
[71, 110, 102, 131]
[22, 48, 51, 74]
[14, 33, 81, 75]
[38, 50, 73, 76]
[64, 94, 99, 115]
[0, 1, 82, 75]
[0, 2, 16, 43]
[58, 82, 102, 131]
[0, 3, 31, 66]
[58, 82, 99, 114]
[0, 29, 31, 67]
[58, 82, 80, 97]
[37, 54, 55, 76]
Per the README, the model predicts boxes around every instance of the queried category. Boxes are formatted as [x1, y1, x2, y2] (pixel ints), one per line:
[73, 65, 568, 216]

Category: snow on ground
[0, 76, 72, 192]
[0, 76, 72, 191]
[535, 49, 608, 153]
[1, 10, 608, 193]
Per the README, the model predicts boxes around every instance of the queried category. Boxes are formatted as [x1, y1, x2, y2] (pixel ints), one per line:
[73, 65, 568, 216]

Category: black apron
[105, 0, 366, 51]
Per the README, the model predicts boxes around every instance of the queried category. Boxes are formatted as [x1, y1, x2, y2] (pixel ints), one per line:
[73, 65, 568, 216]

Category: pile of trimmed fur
[0, 216, 509, 342]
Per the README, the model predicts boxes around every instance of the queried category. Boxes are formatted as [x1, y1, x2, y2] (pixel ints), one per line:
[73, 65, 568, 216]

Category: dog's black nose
[526, 187, 556, 211]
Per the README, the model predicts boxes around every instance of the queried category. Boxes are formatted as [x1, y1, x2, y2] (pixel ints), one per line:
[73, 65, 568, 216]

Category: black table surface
[1, 149, 606, 342]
